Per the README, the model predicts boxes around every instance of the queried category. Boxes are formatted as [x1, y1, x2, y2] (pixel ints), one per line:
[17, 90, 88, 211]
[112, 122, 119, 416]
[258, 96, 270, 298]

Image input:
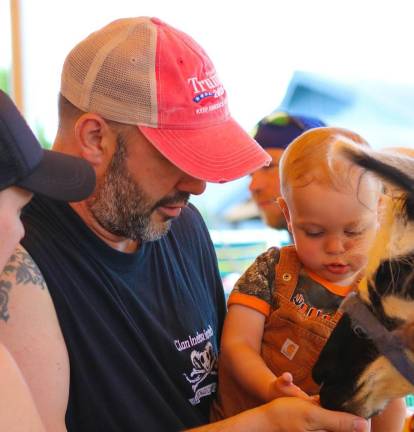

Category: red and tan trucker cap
[61, 17, 270, 182]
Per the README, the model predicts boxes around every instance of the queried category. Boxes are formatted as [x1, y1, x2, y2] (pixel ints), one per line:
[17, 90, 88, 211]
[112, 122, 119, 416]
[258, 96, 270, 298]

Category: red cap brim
[139, 118, 271, 183]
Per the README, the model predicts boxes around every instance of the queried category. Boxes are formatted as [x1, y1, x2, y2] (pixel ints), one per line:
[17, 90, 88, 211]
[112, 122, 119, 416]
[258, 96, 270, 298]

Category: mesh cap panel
[61, 18, 157, 126]
[59, 16, 271, 182]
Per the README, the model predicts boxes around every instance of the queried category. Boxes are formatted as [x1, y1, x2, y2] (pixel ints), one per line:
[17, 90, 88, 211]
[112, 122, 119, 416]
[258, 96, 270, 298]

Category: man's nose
[249, 172, 264, 193]
[176, 174, 207, 196]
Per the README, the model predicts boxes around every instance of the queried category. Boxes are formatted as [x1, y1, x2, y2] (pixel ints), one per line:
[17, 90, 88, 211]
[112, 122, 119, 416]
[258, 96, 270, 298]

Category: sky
[2, 0, 414, 223]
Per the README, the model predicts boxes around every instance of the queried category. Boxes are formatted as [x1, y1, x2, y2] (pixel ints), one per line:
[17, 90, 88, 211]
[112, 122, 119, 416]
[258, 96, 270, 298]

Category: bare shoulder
[0, 244, 69, 431]
[0, 344, 46, 432]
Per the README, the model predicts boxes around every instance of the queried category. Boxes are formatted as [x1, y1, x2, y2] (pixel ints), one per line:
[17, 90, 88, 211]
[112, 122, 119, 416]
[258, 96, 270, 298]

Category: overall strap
[274, 245, 302, 302]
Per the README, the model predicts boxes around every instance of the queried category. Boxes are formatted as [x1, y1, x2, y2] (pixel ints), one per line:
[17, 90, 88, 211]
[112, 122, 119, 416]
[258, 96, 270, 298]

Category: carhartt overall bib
[212, 245, 341, 419]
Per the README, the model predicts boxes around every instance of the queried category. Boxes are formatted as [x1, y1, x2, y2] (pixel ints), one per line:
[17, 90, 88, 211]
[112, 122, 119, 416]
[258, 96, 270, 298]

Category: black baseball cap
[0, 90, 95, 201]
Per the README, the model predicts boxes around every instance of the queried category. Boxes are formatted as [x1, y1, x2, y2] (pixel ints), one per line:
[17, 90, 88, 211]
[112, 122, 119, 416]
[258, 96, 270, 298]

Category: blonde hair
[279, 127, 374, 198]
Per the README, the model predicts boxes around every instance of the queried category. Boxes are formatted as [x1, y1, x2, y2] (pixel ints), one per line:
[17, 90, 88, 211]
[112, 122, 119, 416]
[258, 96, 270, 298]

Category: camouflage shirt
[230, 247, 350, 317]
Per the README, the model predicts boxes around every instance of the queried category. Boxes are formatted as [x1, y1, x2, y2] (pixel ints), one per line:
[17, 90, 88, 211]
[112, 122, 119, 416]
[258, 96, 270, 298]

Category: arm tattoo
[0, 280, 11, 322]
[0, 248, 46, 322]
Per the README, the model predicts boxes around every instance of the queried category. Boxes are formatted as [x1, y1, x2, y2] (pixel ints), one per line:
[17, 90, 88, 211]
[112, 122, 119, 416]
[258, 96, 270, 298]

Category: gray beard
[88, 172, 173, 242]
[86, 138, 175, 242]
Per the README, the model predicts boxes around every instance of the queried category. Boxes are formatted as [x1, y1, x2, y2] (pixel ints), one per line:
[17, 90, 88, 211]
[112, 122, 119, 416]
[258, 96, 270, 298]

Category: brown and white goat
[312, 146, 414, 418]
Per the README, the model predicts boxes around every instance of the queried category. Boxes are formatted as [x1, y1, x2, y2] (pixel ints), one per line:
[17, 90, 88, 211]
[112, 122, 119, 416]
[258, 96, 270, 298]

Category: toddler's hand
[268, 372, 311, 400]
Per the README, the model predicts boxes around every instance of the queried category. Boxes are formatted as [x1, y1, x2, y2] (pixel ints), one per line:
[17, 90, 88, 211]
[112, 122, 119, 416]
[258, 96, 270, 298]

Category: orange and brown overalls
[212, 245, 344, 420]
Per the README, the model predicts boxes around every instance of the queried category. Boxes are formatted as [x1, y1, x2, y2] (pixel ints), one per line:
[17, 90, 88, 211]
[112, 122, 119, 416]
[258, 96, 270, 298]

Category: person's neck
[69, 201, 140, 253]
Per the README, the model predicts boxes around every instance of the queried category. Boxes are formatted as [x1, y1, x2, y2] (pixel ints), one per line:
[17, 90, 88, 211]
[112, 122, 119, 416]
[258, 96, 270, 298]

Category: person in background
[0, 89, 95, 431]
[0, 18, 369, 432]
[214, 126, 406, 431]
[250, 112, 325, 232]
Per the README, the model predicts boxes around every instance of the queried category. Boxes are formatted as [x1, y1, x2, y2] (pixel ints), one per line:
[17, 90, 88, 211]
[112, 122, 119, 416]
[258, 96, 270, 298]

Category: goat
[312, 145, 414, 419]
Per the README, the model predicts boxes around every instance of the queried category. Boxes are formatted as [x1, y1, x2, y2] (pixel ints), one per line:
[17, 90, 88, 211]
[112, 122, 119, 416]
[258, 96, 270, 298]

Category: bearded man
[0, 17, 368, 432]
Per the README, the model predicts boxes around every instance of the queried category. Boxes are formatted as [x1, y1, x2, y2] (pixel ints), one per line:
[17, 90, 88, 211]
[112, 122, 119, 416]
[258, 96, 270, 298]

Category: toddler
[212, 127, 406, 431]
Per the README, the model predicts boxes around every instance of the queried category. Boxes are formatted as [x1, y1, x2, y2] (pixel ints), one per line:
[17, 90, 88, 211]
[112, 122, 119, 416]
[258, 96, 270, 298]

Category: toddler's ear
[277, 197, 292, 232]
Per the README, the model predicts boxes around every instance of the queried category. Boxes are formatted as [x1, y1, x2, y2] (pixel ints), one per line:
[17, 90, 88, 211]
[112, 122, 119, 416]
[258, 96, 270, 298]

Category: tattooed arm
[0, 244, 69, 432]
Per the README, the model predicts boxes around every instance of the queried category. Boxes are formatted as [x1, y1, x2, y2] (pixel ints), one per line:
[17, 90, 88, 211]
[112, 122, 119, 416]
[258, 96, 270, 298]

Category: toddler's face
[282, 177, 380, 286]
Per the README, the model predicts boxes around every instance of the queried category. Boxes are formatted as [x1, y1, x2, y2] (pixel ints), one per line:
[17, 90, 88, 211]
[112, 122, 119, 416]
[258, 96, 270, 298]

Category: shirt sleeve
[227, 247, 280, 317]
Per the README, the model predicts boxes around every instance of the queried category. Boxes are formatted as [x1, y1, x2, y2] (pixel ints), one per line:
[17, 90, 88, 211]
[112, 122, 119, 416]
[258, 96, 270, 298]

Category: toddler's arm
[220, 304, 309, 402]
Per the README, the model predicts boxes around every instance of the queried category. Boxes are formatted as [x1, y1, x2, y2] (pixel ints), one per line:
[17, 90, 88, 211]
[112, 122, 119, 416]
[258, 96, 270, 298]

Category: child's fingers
[272, 374, 312, 400]
[279, 372, 293, 385]
[290, 386, 312, 400]
[281, 385, 311, 400]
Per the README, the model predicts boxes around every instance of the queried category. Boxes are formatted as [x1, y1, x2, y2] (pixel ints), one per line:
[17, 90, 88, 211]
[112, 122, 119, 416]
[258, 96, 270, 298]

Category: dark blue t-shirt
[22, 196, 226, 431]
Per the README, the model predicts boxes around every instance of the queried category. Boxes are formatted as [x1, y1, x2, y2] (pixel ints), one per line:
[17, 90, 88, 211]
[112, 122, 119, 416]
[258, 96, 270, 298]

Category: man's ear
[277, 197, 292, 232]
[74, 113, 116, 169]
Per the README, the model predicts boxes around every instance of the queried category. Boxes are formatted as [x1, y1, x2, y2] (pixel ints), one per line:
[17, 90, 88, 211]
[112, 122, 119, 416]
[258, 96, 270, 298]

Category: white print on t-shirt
[174, 325, 217, 405]
[183, 341, 217, 405]
[174, 325, 214, 352]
